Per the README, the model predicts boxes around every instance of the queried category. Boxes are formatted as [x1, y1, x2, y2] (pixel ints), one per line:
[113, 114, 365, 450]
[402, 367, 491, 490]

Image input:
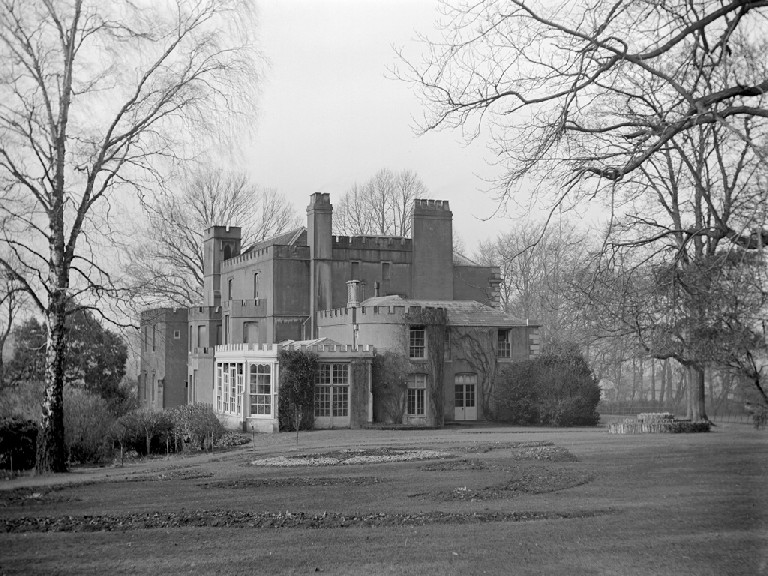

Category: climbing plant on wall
[277, 349, 318, 435]
[371, 351, 409, 423]
[349, 359, 371, 427]
[404, 308, 447, 427]
[453, 327, 499, 418]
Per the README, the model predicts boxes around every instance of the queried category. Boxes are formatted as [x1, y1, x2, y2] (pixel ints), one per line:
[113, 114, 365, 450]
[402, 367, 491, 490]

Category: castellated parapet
[216, 342, 374, 354]
[317, 304, 445, 326]
[332, 235, 412, 250]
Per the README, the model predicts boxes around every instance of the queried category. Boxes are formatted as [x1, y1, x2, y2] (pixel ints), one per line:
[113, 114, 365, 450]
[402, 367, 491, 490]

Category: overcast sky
[245, 0, 529, 252]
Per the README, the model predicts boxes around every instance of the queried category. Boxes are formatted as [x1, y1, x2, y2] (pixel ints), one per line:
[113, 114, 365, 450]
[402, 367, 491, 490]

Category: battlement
[188, 305, 221, 321]
[140, 307, 188, 323]
[222, 298, 267, 317]
[221, 244, 309, 269]
[204, 225, 241, 240]
[413, 198, 451, 212]
[190, 347, 215, 356]
[222, 245, 271, 268]
[333, 235, 411, 250]
[318, 304, 446, 320]
[216, 342, 374, 354]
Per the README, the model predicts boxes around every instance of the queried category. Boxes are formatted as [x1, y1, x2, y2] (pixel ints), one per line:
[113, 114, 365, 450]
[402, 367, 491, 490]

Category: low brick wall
[608, 414, 710, 434]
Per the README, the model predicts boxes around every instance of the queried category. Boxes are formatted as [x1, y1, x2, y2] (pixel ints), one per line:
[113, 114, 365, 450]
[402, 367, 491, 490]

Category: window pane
[497, 330, 511, 358]
[314, 386, 331, 417]
[407, 389, 425, 416]
[316, 363, 331, 385]
[409, 327, 425, 358]
[465, 384, 475, 407]
[333, 364, 349, 385]
[332, 386, 349, 417]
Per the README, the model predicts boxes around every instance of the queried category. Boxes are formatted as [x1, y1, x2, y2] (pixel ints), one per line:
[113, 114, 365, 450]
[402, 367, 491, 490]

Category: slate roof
[279, 337, 341, 347]
[453, 252, 481, 266]
[360, 295, 535, 328]
[244, 227, 307, 253]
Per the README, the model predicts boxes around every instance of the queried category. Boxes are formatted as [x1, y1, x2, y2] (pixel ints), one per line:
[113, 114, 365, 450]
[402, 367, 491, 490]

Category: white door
[454, 374, 477, 421]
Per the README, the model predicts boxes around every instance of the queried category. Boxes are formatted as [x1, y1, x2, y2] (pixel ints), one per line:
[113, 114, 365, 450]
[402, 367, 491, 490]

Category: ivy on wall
[277, 349, 318, 433]
[404, 308, 448, 427]
[371, 351, 409, 423]
[453, 326, 499, 418]
[350, 359, 371, 427]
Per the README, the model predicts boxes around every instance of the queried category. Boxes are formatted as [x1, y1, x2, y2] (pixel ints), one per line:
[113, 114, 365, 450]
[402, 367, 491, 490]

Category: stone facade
[139, 193, 540, 430]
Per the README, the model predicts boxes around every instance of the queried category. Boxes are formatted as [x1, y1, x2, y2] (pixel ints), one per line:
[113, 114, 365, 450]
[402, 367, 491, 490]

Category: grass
[1, 423, 766, 575]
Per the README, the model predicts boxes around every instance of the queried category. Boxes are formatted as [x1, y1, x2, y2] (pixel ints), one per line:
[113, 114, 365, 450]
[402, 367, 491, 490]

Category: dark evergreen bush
[667, 421, 711, 433]
[277, 349, 318, 432]
[0, 417, 37, 471]
[493, 345, 601, 426]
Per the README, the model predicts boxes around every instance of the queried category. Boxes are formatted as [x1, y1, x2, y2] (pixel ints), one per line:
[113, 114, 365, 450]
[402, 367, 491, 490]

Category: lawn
[1, 423, 766, 575]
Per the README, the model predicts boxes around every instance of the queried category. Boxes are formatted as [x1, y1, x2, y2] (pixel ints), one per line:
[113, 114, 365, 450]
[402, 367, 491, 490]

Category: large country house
[140, 193, 540, 431]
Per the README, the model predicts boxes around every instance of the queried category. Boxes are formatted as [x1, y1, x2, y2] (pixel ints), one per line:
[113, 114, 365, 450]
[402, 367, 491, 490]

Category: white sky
[244, 0, 528, 252]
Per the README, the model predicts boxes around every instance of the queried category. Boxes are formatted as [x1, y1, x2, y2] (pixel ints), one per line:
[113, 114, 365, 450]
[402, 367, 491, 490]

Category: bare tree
[334, 168, 428, 237]
[476, 221, 591, 346]
[400, 0, 768, 421]
[0, 0, 258, 472]
[398, 0, 768, 188]
[129, 168, 300, 307]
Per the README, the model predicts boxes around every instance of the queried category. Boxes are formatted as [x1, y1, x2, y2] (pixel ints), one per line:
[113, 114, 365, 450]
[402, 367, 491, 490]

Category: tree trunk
[689, 365, 707, 422]
[650, 359, 656, 404]
[36, 287, 68, 473]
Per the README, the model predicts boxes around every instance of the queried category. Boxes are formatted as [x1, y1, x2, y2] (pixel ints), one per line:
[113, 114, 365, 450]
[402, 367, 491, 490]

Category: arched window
[227, 278, 233, 300]
[223, 244, 232, 260]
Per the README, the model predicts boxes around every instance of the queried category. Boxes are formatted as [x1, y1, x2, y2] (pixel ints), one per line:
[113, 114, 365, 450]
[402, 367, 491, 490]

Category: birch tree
[0, 0, 258, 472]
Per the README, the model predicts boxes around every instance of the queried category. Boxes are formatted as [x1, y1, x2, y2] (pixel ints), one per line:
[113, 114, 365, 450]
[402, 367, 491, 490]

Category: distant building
[140, 193, 540, 429]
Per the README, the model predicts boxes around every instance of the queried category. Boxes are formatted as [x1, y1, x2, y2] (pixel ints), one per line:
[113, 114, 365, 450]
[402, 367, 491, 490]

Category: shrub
[667, 420, 711, 433]
[493, 347, 601, 426]
[0, 417, 37, 471]
[492, 366, 539, 424]
[115, 408, 174, 456]
[278, 349, 318, 432]
[0, 381, 44, 421]
[170, 403, 225, 451]
[215, 432, 251, 448]
[64, 385, 115, 464]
